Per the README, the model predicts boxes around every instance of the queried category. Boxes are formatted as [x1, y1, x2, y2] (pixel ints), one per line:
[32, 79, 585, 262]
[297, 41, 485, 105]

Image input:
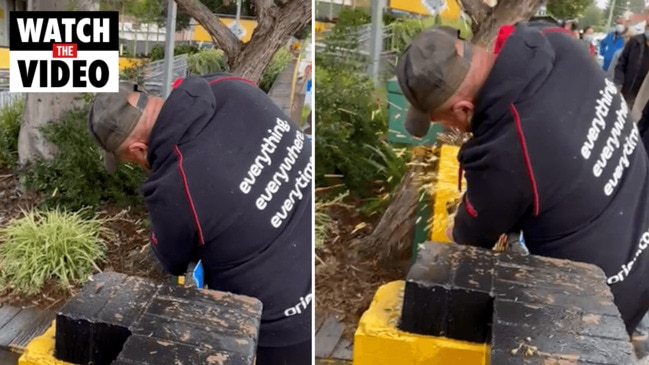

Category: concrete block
[400, 242, 494, 343]
[397, 242, 635, 364]
[54, 272, 158, 365]
[490, 322, 636, 365]
[117, 335, 251, 365]
[53, 272, 262, 365]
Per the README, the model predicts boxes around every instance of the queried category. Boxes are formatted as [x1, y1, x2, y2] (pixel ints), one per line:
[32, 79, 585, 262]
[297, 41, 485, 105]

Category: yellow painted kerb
[354, 281, 487, 365]
[431, 144, 465, 242]
[18, 321, 75, 365]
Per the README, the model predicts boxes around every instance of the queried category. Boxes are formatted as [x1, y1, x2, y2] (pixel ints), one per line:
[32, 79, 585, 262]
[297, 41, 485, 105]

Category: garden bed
[315, 197, 406, 339]
[0, 165, 167, 311]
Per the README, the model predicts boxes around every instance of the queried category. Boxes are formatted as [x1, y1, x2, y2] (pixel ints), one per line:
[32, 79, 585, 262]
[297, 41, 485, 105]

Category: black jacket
[142, 74, 312, 347]
[640, 100, 649, 151]
[615, 34, 649, 104]
[453, 22, 649, 334]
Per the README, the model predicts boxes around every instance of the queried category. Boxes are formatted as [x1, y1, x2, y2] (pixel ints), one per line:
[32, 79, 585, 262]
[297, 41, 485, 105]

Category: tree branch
[460, 0, 544, 47]
[253, 0, 275, 31]
[232, 0, 310, 81]
[173, 0, 241, 59]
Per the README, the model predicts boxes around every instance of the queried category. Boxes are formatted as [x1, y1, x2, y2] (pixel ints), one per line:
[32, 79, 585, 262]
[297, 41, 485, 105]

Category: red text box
[52, 43, 78, 58]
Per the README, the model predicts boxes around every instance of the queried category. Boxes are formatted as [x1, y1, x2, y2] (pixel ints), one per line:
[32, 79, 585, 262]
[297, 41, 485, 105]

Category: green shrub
[314, 66, 390, 196]
[187, 49, 229, 75]
[185, 47, 292, 93]
[22, 105, 146, 211]
[149, 43, 201, 61]
[387, 16, 472, 54]
[0, 209, 109, 295]
[315, 11, 408, 197]
[120, 58, 148, 85]
[259, 47, 293, 93]
[335, 7, 371, 26]
[0, 98, 25, 168]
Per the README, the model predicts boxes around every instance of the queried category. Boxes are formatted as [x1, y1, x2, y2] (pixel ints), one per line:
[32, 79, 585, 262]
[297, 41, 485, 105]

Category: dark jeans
[256, 340, 311, 365]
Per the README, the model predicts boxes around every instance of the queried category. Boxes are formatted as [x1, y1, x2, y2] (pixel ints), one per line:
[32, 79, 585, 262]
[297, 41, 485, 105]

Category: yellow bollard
[353, 281, 488, 365]
[18, 321, 75, 365]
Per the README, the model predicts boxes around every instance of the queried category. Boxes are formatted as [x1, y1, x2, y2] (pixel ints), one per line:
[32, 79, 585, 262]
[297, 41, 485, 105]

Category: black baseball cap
[395, 26, 472, 138]
[87, 82, 149, 172]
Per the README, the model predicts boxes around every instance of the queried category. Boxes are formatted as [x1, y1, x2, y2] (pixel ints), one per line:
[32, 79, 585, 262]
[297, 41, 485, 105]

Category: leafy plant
[547, 0, 595, 19]
[120, 59, 148, 85]
[259, 47, 293, 93]
[187, 49, 229, 75]
[315, 9, 395, 197]
[0, 209, 109, 295]
[22, 105, 146, 211]
[315, 65, 389, 196]
[315, 191, 349, 249]
[0, 98, 25, 168]
[363, 141, 409, 192]
[149, 43, 202, 62]
[185, 47, 292, 93]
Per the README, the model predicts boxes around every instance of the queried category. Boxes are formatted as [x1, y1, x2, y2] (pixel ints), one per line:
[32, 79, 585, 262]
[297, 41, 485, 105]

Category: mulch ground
[0, 165, 168, 311]
[315, 199, 406, 340]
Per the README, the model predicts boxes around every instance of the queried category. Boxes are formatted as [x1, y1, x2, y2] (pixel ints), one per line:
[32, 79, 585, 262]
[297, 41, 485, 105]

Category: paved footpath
[268, 58, 306, 127]
[0, 349, 18, 365]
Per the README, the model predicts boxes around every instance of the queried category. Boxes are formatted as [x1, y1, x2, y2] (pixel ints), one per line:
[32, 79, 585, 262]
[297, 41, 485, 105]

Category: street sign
[421, 0, 446, 15]
[228, 21, 245, 40]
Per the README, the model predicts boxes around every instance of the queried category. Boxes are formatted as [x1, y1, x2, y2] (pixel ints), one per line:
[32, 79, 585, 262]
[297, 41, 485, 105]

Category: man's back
[462, 22, 649, 333]
[141, 75, 313, 348]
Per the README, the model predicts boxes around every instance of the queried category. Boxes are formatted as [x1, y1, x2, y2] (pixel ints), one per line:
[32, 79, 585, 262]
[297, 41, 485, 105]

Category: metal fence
[136, 54, 189, 96]
[0, 91, 24, 110]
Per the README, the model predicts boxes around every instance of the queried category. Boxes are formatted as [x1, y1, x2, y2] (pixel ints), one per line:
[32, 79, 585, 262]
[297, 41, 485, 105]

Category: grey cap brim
[405, 107, 431, 138]
[103, 151, 118, 173]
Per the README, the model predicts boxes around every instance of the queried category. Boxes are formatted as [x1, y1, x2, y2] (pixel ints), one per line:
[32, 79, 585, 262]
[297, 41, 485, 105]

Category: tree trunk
[173, 0, 311, 83]
[459, 0, 545, 47]
[18, 0, 98, 165]
[360, 163, 422, 266]
[230, 0, 311, 82]
[364, 0, 544, 264]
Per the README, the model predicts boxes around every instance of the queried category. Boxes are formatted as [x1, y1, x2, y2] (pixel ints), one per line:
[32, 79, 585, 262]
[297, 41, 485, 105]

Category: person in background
[562, 18, 580, 38]
[615, 8, 649, 109]
[606, 31, 633, 80]
[581, 26, 596, 56]
[601, 16, 628, 71]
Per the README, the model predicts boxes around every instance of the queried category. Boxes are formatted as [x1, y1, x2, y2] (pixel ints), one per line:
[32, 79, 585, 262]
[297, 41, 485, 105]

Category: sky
[596, 0, 607, 9]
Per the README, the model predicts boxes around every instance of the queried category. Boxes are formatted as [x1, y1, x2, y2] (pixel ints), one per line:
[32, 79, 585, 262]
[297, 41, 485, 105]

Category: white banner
[9, 50, 120, 93]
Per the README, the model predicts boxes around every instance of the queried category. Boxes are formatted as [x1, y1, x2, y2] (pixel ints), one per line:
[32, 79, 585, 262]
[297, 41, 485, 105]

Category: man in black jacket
[396, 23, 649, 337]
[615, 8, 649, 108]
[87, 74, 312, 364]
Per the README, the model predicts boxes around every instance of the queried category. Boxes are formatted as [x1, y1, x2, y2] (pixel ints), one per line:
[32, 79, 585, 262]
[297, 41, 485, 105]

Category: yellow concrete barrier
[193, 18, 257, 43]
[430, 144, 465, 242]
[0, 47, 8, 69]
[18, 321, 74, 365]
[388, 0, 462, 19]
[315, 21, 334, 34]
[354, 281, 487, 365]
[119, 57, 146, 70]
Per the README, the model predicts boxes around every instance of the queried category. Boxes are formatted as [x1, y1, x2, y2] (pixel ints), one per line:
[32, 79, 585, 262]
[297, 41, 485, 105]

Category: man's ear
[127, 142, 148, 156]
[451, 100, 474, 117]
